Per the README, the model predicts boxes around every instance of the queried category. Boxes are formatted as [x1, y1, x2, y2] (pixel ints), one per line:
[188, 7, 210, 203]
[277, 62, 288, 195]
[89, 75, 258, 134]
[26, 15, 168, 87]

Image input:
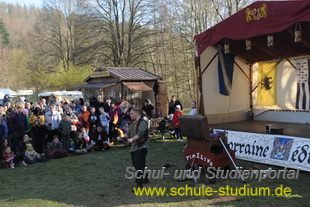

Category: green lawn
[0, 136, 309, 207]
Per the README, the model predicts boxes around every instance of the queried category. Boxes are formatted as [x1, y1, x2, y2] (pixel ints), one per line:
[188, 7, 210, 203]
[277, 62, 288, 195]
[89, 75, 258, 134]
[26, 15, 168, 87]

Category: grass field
[0, 134, 309, 207]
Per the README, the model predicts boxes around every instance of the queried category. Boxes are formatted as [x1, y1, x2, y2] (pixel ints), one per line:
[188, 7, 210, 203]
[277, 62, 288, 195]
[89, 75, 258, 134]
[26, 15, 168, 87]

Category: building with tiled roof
[75, 67, 167, 117]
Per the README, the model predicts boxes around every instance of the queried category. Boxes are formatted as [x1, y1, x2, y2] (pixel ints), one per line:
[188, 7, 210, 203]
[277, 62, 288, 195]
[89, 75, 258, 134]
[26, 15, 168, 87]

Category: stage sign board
[214, 129, 310, 172]
[184, 148, 235, 167]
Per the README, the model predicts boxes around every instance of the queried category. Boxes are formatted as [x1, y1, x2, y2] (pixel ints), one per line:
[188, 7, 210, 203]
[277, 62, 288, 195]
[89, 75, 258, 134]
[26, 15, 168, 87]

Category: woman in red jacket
[172, 105, 183, 141]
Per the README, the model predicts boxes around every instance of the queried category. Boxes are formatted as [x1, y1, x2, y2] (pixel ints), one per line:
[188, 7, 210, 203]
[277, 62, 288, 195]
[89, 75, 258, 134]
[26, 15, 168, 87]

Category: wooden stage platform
[210, 120, 310, 138]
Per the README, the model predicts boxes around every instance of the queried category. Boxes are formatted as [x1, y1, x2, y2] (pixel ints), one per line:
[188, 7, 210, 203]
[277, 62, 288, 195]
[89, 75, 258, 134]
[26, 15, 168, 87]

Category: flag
[257, 61, 277, 106]
[218, 47, 235, 96]
[295, 59, 310, 109]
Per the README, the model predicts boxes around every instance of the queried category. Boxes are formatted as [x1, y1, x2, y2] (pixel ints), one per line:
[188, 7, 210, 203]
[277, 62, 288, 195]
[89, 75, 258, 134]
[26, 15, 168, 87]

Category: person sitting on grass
[24, 143, 42, 164]
[2, 146, 16, 168]
[81, 128, 92, 150]
[80, 128, 89, 143]
[47, 136, 68, 159]
[2, 146, 27, 168]
[0, 139, 9, 167]
[18, 134, 32, 159]
[74, 132, 92, 155]
[90, 125, 109, 151]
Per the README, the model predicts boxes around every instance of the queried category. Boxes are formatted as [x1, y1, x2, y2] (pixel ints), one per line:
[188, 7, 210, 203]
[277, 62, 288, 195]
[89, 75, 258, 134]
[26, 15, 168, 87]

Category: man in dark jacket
[88, 107, 99, 137]
[2, 94, 11, 106]
[9, 104, 27, 153]
[0, 116, 8, 139]
[142, 99, 154, 118]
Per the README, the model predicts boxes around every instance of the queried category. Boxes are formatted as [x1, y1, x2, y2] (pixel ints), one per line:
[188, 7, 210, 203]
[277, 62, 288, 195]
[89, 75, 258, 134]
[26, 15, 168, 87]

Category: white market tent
[38, 91, 83, 103]
[0, 91, 6, 100]
[0, 88, 18, 98]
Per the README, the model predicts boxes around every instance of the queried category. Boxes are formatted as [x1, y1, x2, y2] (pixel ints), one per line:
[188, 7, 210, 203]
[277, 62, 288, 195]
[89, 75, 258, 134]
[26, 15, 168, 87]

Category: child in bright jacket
[172, 105, 184, 141]
[24, 143, 42, 164]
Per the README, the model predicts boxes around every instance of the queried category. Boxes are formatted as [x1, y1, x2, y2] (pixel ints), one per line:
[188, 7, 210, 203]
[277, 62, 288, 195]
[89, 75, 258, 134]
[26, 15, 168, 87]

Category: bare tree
[83, 0, 155, 67]
[34, 0, 100, 71]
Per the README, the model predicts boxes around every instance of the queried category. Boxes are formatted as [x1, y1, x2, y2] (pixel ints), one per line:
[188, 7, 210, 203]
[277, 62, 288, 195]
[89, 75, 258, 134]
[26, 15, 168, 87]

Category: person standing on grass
[103, 98, 112, 113]
[168, 95, 183, 116]
[65, 107, 79, 144]
[123, 108, 149, 189]
[0, 106, 8, 124]
[8, 104, 27, 153]
[108, 102, 119, 143]
[45, 104, 61, 144]
[77, 111, 87, 132]
[29, 107, 45, 154]
[88, 107, 99, 137]
[142, 99, 154, 119]
[22, 109, 32, 135]
[2, 94, 11, 106]
[172, 105, 183, 141]
[24, 102, 32, 114]
[70, 100, 81, 115]
[58, 114, 71, 152]
[99, 107, 110, 135]
[40, 98, 49, 114]
[0, 116, 8, 140]
[81, 105, 90, 133]
[55, 102, 63, 115]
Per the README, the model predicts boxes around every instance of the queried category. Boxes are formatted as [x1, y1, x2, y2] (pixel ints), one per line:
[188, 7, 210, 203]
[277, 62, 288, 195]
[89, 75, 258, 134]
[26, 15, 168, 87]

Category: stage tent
[194, 1, 310, 124]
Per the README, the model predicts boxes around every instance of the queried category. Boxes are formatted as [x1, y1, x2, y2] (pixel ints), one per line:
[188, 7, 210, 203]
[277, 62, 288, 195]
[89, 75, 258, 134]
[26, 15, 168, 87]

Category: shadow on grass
[0, 137, 309, 207]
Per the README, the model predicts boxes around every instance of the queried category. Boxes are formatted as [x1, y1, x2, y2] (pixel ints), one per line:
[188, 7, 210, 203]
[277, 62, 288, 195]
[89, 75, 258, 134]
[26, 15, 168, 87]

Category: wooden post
[198, 60, 205, 116]
[196, 62, 200, 115]
[249, 63, 253, 120]
[121, 82, 124, 100]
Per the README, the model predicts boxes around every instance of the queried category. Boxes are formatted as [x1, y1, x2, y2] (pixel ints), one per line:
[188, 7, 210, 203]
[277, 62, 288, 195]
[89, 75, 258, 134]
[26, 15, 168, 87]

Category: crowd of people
[0, 93, 196, 169]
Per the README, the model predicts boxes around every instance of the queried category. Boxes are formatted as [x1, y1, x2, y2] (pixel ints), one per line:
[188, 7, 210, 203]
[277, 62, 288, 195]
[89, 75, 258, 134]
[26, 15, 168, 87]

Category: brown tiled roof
[90, 67, 161, 81]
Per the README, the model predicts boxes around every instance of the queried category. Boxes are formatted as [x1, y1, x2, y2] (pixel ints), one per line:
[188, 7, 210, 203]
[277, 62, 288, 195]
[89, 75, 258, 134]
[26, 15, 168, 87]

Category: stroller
[158, 117, 176, 139]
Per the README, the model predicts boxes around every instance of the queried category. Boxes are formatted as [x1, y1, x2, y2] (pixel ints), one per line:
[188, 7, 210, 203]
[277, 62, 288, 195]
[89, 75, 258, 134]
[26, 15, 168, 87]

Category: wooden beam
[249, 64, 253, 120]
[200, 52, 218, 76]
[286, 58, 296, 70]
[251, 42, 278, 58]
[234, 60, 250, 81]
